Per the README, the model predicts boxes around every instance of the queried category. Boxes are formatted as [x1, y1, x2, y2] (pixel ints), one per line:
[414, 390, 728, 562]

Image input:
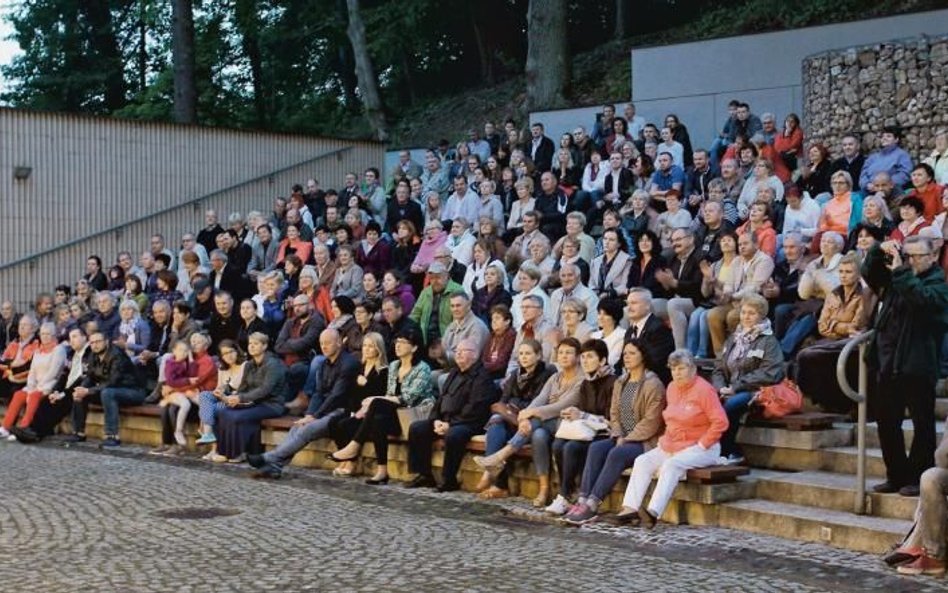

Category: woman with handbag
[562, 339, 666, 524]
[328, 328, 435, 485]
[711, 293, 785, 465]
[473, 337, 584, 507]
[475, 339, 555, 499]
[545, 339, 618, 515]
[615, 349, 728, 528]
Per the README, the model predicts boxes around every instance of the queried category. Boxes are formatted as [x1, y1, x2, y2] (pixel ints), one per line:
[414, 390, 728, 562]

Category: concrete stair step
[737, 424, 852, 451]
[718, 498, 911, 554]
[754, 470, 917, 520]
[820, 445, 887, 477]
[864, 420, 945, 449]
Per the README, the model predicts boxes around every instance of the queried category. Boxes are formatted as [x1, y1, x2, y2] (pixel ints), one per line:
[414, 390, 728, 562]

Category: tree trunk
[345, 0, 388, 142]
[471, 14, 493, 84]
[235, 0, 266, 126]
[138, 4, 147, 93]
[615, 0, 628, 39]
[335, 0, 359, 111]
[82, 0, 127, 111]
[171, 0, 198, 124]
[525, 0, 570, 112]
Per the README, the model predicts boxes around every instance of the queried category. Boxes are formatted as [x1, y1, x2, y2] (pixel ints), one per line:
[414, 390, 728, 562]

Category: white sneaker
[0, 428, 10, 439]
[6, 434, 16, 442]
[720, 454, 745, 466]
[544, 494, 571, 515]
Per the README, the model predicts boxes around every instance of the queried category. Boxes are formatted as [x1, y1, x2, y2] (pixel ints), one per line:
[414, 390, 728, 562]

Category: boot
[143, 383, 162, 405]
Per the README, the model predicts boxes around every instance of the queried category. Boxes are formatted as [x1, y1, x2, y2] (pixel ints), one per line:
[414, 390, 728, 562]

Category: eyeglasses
[906, 252, 932, 259]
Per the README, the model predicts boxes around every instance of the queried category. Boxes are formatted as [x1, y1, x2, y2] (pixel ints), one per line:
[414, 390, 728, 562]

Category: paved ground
[0, 441, 945, 593]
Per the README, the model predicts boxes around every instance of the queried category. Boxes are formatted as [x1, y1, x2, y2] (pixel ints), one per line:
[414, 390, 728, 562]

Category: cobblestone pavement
[0, 442, 945, 593]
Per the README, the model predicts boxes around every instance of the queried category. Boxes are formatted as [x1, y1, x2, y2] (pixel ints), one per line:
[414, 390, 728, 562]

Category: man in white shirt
[442, 176, 480, 226]
[549, 263, 598, 326]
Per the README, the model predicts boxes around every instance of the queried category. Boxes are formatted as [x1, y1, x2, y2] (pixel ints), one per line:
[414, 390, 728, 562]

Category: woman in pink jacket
[615, 348, 728, 528]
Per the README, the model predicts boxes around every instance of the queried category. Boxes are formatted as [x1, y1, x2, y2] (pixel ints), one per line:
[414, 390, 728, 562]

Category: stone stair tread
[822, 445, 884, 458]
[758, 469, 884, 490]
[723, 499, 911, 534]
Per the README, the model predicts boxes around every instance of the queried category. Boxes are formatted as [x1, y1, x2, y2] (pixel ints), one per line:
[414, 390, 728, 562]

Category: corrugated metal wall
[0, 108, 384, 308]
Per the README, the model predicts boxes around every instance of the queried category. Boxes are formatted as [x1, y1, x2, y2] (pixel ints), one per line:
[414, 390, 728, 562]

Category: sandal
[478, 486, 509, 500]
[532, 490, 550, 508]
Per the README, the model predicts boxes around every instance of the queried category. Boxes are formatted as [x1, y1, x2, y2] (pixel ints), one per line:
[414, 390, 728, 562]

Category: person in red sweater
[773, 114, 804, 183]
[614, 348, 728, 528]
[152, 333, 218, 455]
[905, 163, 944, 223]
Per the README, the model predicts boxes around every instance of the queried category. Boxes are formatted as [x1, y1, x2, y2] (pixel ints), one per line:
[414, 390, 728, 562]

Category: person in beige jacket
[562, 339, 666, 524]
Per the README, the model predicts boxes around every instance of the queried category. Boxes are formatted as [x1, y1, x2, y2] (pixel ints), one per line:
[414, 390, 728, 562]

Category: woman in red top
[0, 315, 39, 402]
[905, 163, 944, 223]
[615, 348, 728, 528]
[276, 224, 313, 267]
[737, 200, 778, 258]
[773, 113, 804, 183]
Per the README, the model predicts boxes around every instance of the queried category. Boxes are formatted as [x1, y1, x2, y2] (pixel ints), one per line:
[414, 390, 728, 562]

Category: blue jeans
[198, 391, 226, 428]
[781, 313, 816, 357]
[686, 307, 711, 357]
[484, 414, 517, 488]
[579, 438, 645, 504]
[302, 355, 326, 407]
[709, 137, 728, 168]
[721, 391, 755, 457]
[101, 387, 146, 436]
[263, 409, 345, 471]
[552, 437, 598, 497]
[508, 417, 558, 476]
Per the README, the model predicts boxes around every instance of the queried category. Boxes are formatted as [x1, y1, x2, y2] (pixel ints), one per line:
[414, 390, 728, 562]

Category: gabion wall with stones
[803, 34, 948, 160]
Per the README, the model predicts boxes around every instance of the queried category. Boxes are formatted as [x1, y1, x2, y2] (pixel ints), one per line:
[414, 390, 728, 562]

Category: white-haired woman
[615, 349, 727, 528]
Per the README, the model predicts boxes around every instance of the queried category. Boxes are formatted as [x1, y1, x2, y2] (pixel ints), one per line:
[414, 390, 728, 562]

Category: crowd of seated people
[2, 104, 948, 549]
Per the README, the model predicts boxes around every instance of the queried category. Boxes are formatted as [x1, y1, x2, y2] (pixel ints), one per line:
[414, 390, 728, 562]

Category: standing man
[529, 122, 556, 173]
[197, 210, 225, 256]
[864, 237, 948, 497]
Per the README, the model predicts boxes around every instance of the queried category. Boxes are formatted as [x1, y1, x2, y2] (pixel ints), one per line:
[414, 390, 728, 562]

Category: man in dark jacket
[529, 122, 556, 173]
[70, 332, 146, 447]
[864, 237, 948, 497]
[692, 200, 733, 264]
[764, 233, 807, 339]
[249, 328, 358, 478]
[275, 294, 326, 410]
[386, 182, 424, 236]
[655, 228, 704, 349]
[209, 249, 249, 302]
[380, 296, 422, 361]
[624, 288, 675, 382]
[406, 338, 498, 492]
[207, 292, 241, 354]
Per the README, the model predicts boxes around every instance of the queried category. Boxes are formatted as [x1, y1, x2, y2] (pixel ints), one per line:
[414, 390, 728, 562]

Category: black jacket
[82, 345, 143, 393]
[863, 244, 948, 377]
[386, 199, 424, 236]
[501, 362, 555, 409]
[197, 224, 225, 256]
[624, 314, 674, 384]
[694, 220, 734, 263]
[431, 360, 498, 426]
[210, 264, 249, 302]
[306, 349, 361, 417]
[208, 313, 241, 353]
[530, 136, 556, 173]
[831, 154, 866, 192]
[275, 313, 325, 363]
[667, 249, 704, 303]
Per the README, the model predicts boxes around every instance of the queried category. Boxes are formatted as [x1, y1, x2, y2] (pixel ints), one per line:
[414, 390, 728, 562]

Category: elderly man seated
[405, 338, 498, 492]
[248, 329, 359, 478]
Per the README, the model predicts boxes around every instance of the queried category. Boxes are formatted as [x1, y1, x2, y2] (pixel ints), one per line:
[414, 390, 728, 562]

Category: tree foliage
[1, 0, 940, 139]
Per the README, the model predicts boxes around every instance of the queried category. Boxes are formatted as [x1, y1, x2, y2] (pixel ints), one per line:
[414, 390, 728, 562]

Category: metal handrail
[0, 146, 354, 273]
[836, 329, 874, 515]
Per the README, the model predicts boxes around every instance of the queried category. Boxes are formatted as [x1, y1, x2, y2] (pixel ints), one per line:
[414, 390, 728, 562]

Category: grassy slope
[385, 0, 940, 148]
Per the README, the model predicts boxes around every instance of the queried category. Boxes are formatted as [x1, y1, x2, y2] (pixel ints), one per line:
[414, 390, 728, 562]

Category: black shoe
[872, 481, 902, 494]
[100, 436, 121, 448]
[883, 547, 923, 567]
[143, 390, 161, 405]
[404, 475, 436, 489]
[63, 433, 86, 443]
[252, 467, 282, 480]
[365, 475, 390, 486]
[326, 452, 358, 463]
[898, 484, 921, 497]
[612, 509, 641, 526]
[247, 453, 266, 469]
[11, 427, 39, 444]
[436, 481, 460, 493]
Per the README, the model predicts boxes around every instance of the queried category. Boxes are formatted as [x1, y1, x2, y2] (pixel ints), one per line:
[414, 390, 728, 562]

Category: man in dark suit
[217, 230, 252, 273]
[654, 228, 705, 349]
[529, 122, 556, 173]
[624, 288, 675, 383]
[208, 250, 248, 302]
[405, 338, 498, 492]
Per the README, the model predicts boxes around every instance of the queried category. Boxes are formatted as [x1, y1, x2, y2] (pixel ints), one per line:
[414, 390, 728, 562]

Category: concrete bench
[745, 412, 848, 432]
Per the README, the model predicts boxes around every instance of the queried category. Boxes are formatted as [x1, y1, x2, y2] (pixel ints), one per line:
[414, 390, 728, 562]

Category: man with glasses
[276, 295, 326, 413]
[439, 294, 489, 372]
[69, 332, 146, 447]
[654, 228, 704, 349]
[864, 236, 948, 497]
[405, 338, 497, 492]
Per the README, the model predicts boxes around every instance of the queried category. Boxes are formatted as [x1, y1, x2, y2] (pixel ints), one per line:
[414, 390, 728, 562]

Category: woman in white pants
[615, 349, 728, 528]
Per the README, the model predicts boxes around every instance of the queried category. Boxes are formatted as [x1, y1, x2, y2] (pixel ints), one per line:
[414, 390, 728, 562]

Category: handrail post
[855, 342, 868, 515]
[835, 330, 873, 515]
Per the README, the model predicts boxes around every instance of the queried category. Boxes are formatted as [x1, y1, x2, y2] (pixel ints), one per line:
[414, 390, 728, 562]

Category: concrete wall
[0, 109, 384, 308]
[630, 9, 948, 148]
[529, 102, 629, 149]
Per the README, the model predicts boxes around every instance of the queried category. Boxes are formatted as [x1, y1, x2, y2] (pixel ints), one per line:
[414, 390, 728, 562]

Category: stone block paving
[0, 441, 944, 593]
